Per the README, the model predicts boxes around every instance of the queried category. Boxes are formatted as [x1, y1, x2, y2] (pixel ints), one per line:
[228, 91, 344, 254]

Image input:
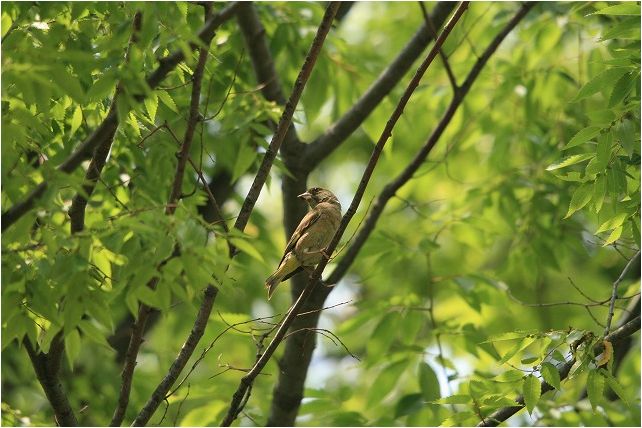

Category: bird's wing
[279, 209, 320, 264]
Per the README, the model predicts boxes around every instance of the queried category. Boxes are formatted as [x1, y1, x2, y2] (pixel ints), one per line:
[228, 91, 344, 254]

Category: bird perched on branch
[265, 187, 342, 300]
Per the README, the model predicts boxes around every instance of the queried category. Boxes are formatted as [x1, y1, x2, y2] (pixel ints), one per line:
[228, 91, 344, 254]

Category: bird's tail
[265, 253, 300, 300]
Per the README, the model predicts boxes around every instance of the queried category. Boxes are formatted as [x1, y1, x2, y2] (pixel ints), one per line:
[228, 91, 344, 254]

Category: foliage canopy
[1, 1, 640, 427]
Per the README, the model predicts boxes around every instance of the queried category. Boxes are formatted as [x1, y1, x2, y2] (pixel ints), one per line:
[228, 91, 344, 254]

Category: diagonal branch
[326, 2, 537, 285]
[110, 5, 219, 426]
[131, 286, 219, 426]
[301, 2, 456, 171]
[236, 2, 304, 160]
[221, 3, 470, 425]
[1, 2, 241, 233]
[477, 315, 642, 427]
[418, 1, 458, 90]
[231, 1, 340, 237]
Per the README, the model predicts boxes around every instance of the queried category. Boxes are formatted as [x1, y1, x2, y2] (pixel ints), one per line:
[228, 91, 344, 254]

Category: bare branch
[131, 286, 218, 426]
[222, 4, 470, 425]
[1, 2, 241, 232]
[418, 1, 458, 90]
[604, 250, 640, 336]
[326, 2, 537, 285]
[302, 2, 456, 171]
[232, 1, 340, 237]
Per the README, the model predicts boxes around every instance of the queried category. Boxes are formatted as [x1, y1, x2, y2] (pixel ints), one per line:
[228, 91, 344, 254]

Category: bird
[265, 187, 342, 300]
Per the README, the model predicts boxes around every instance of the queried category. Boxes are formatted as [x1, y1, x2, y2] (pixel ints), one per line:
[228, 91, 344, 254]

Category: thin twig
[418, 1, 458, 90]
[604, 251, 641, 336]
[284, 327, 360, 361]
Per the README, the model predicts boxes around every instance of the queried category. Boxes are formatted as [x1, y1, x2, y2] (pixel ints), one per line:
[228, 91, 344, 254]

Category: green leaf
[574, 68, 629, 101]
[230, 238, 264, 263]
[602, 225, 623, 246]
[419, 362, 440, 402]
[596, 212, 628, 233]
[546, 154, 594, 171]
[232, 140, 257, 183]
[64, 329, 81, 370]
[482, 330, 539, 343]
[78, 321, 112, 349]
[85, 297, 114, 332]
[70, 105, 82, 137]
[128, 112, 141, 139]
[1, 13, 12, 38]
[125, 290, 139, 319]
[394, 393, 424, 418]
[367, 311, 401, 356]
[564, 184, 592, 218]
[367, 359, 408, 403]
[499, 337, 536, 364]
[540, 362, 561, 390]
[158, 90, 178, 113]
[522, 375, 541, 415]
[493, 369, 525, 383]
[63, 299, 85, 333]
[593, 3, 640, 16]
[50, 66, 85, 103]
[145, 93, 158, 122]
[586, 369, 604, 410]
[563, 126, 601, 149]
[86, 74, 117, 101]
[609, 72, 637, 107]
[434, 394, 471, 405]
[595, 133, 612, 170]
[599, 368, 629, 406]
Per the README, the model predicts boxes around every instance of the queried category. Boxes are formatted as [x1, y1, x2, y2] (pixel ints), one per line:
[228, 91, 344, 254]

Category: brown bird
[265, 187, 342, 300]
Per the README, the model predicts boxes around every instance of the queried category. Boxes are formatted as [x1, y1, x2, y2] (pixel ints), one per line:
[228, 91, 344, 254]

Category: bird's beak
[298, 192, 312, 200]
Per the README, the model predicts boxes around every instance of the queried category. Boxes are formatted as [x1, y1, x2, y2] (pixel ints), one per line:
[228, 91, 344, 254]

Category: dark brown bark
[24, 335, 78, 426]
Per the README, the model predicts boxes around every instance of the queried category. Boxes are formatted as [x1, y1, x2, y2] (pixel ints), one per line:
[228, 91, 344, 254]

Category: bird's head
[298, 187, 340, 209]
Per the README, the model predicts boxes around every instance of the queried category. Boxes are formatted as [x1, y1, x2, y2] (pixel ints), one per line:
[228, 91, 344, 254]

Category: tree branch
[302, 2, 456, 171]
[231, 1, 340, 238]
[477, 315, 642, 427]
[1, 1, 241, 232]
[267, 4, 536, 424]
[24, 335, 78, 426]
[131, 286, 219, 426]
[110, 5, 219, 425]
[327, 2, 537, 285]
[236, 2, 305, 160]
[221, 4, 470, 425]
[418, 1, 458, 90]
[68, 12, 142, 233]
[604, 250, 640, 336]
